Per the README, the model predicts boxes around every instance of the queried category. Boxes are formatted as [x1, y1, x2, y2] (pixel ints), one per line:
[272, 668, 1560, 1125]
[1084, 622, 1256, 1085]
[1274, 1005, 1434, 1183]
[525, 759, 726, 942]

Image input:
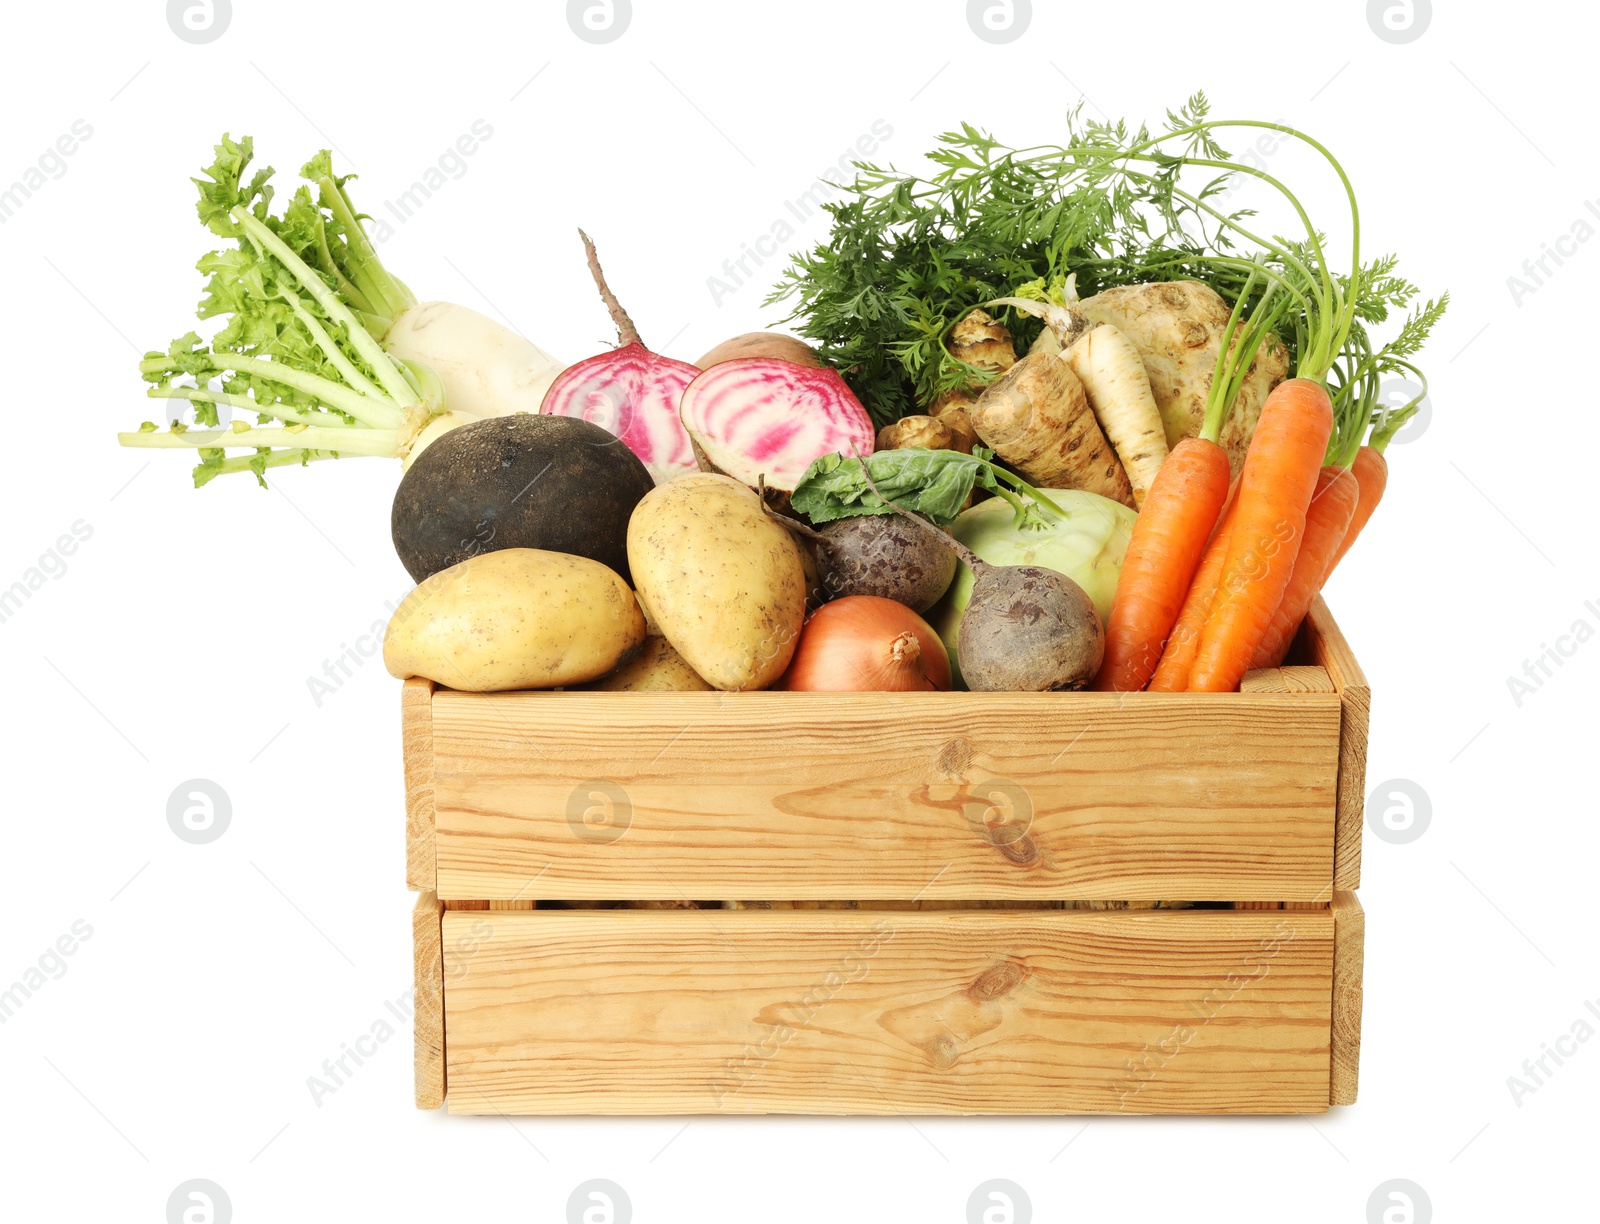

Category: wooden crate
[403, 597, 1368, 1115]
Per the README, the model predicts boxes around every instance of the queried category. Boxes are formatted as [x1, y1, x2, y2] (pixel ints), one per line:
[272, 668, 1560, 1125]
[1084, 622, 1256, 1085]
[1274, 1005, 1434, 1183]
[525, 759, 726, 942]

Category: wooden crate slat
[1240, 665, 1337, 694]
[442, 907, 1334, 1115]
[430, 690, 1341, 902]
[1330, 890, 1365, 1106]
[403, 677, 436, 893]
[1301, 598, 1369, 892]
[412, 890, 445, 1110]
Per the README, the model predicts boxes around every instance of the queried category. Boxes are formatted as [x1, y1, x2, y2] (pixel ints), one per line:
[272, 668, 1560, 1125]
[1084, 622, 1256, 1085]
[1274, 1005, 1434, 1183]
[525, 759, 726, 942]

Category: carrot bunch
[1086, 119, 1444, 692]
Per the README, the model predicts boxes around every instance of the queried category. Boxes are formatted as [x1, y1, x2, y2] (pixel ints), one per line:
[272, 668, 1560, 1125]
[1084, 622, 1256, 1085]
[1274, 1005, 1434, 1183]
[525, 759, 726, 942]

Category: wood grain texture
[1301, 599, 1369, 892]
[1330, 890, 1364, 1106]
[413, 890, 444, 1110]
[430, 690, 1341, 902]
[1240, 666, 1336, 694]
[442, 907, 1333, 1115]
[403, 678, 436, 892]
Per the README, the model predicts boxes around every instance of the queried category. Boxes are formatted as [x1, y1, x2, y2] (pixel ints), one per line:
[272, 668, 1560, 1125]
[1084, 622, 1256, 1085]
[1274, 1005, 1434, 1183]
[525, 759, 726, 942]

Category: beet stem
[577, 228, 643, 349]
[851, 447, 986, 572]
[758, 475, 827, 542]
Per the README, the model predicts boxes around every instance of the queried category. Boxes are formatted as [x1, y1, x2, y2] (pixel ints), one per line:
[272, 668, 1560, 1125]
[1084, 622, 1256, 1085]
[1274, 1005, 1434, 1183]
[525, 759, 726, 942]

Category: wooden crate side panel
[1331, 890, 1365, 1106]
[442, 908, 1334, 1115]
[432, 691, 1341, 902]
[1241, 666, 1336, 694]
[403, 678, 436, 892]
[1303, 599, 1368, 893]
[413, 890, 444, 1110]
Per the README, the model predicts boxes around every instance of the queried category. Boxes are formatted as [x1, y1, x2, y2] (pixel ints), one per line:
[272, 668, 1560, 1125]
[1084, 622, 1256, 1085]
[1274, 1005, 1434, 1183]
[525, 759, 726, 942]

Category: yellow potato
[582, 635, 712, 691]
[626, 474, 807, 691]
[383, 548, 645, 691]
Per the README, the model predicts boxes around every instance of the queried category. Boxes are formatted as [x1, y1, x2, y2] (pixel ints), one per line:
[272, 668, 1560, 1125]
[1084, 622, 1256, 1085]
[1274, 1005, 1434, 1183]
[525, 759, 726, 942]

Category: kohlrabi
[119, 135, 565, 486]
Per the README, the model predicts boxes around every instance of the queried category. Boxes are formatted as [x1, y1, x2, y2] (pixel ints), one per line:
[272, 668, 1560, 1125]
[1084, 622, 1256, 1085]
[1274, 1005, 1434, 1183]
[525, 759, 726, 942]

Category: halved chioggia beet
[540, 230, 701, 483]
[677, 358, 875, 493]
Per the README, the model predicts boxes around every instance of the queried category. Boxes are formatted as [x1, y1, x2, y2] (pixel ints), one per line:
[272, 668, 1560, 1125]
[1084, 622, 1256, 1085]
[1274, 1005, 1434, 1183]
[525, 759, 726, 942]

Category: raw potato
[1076, 280, 1289, 476]
[876, 415, 958, 452]
[1061, 324, 1169, 507]
[969, 350, 1134, 506]
[627, 473, 808, 691]
[583, 635, 712, 691]
[383, 548, 646, 691]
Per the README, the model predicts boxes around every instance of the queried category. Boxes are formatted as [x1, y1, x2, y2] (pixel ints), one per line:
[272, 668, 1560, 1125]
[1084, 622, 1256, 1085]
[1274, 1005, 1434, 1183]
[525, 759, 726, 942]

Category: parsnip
[1061, 324, 1168, 507]
[968, 350, 1134, 507]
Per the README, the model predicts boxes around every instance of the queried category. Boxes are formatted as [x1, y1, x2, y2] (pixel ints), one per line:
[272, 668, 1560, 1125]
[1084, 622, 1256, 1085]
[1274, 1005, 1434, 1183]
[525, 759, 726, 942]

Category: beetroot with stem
[678, 357, 875, 494]
[539, 230, 701, 483]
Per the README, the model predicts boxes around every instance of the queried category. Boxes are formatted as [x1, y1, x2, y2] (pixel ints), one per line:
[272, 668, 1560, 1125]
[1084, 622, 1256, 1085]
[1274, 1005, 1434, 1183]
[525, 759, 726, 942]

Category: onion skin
[777, 595, 951, 692]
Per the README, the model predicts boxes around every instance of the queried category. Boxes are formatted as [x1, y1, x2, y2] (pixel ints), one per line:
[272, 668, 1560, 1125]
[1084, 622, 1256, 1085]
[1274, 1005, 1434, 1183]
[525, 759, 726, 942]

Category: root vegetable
[626, 473, 808, 691]
[1188, 378, 1334, 692]
[1093, 439, 1230, 692]
[391, 414, 653, 584]
[677, 358, 875, 493]
[1076, 280, 1288, 477]
[539, 232, 701, 483]
[1328, 445, 1387, 573]
[929, 399, 979, 453]
[583, 635, 712, 691]
[1249, 465, 1359, 669]
[815, 515, 957, 612]
[383, 549, 646, 691]
[696, 332, 821, 369]
[969, 350, 1134, 507]
[876, 415, 958, 452]
[384, 300, 565, 435]
[777, 596, 951, 692]
[1147, 498, 1237, 692]
[946, 308, 1017, 375]
[1062, 324, 1169, 507]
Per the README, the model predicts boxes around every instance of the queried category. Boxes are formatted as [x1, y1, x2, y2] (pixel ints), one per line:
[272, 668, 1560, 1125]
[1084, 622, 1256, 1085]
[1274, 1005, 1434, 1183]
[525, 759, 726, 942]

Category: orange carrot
[1094, 438, 1230, 692]
[1146, 494, 1238, 692]
[1188, 379, 1334, 692]
[1325, 444, 1387, 574]
[1249, 465, 1360, 669]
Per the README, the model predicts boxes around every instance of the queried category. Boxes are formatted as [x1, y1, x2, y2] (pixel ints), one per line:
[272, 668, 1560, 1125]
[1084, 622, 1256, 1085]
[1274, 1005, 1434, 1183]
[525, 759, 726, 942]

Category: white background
[1, 1, 1593, 1221]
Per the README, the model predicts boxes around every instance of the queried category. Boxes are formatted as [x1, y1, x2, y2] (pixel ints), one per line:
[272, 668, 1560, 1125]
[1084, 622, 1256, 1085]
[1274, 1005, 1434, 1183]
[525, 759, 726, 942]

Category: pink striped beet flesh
[540, 343, 701, 484]
[678, 358, 875, 491]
